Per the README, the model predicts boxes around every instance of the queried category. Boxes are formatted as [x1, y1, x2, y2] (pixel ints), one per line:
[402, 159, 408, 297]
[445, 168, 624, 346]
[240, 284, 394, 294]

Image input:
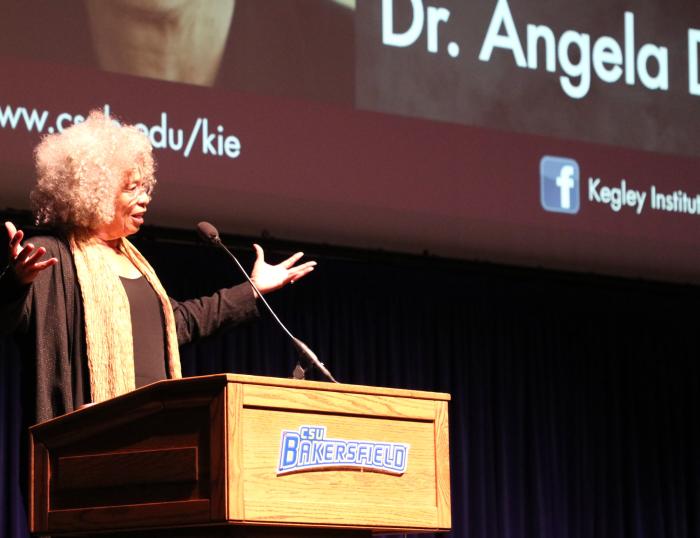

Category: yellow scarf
[70, 236, 181, 404]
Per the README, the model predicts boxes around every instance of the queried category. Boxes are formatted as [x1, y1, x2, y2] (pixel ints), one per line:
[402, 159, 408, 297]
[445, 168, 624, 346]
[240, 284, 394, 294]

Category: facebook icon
[540, 156, 580, 214]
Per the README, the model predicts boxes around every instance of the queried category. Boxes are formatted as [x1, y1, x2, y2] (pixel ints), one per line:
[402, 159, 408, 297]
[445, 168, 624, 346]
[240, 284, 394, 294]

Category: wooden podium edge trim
[45, 499, 211, 532]
[209, 389, 228, 522]
[226, 382, 245, 521]
[434, 400, 452, 529]
[235, 519, 451, 533]
[29, 437, 49, 533]
[224, 374, 451, 402]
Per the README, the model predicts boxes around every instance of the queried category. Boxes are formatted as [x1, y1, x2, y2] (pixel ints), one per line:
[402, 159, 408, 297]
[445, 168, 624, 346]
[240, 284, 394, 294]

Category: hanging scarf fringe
[71, 236, 181, 403]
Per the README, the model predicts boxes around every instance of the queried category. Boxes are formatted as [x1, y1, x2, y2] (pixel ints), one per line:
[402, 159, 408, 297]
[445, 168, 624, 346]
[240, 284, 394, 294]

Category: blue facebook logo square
[540, 156, 580, 214]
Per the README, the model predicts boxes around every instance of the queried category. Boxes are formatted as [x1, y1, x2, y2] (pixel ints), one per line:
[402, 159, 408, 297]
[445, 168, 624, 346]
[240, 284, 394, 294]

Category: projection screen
[1, 0, 698, 283]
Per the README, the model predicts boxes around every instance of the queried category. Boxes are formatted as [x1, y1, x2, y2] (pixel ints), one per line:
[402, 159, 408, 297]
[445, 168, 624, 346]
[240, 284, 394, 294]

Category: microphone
[196, 221, 338, 383]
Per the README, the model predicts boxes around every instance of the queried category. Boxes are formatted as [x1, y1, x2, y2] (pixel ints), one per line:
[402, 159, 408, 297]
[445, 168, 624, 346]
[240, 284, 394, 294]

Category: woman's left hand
[250, 244, 316, 295]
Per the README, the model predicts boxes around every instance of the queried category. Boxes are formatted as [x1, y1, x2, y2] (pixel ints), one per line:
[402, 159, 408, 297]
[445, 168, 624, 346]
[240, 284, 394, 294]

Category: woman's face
[95, 166, 152, 241]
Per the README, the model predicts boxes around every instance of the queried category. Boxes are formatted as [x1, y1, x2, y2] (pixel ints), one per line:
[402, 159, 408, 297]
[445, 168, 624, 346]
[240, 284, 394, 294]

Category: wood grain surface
[29, 374, 451, 535]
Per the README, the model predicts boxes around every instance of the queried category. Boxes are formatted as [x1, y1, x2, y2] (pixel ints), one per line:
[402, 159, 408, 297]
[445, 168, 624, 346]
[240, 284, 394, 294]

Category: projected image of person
[0, 110, 315, 423]
[1, 0, 354, 104]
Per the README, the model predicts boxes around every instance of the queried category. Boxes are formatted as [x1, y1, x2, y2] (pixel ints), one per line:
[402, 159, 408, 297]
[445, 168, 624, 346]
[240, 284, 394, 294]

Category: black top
[0, 235, 259, 423]
[119, 276, 167, 388]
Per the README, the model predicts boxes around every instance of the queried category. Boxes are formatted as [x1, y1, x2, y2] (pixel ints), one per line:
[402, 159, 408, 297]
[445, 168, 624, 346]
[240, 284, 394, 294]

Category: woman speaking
[0, 110, 315, 424]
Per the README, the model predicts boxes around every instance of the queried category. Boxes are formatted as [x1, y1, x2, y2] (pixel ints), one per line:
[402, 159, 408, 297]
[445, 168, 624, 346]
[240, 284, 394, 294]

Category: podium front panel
[227, 378, 451, 532]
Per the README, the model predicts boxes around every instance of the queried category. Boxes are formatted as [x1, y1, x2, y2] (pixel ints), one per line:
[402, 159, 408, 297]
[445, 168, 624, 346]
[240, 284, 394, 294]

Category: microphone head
[197, 221, 220, 243]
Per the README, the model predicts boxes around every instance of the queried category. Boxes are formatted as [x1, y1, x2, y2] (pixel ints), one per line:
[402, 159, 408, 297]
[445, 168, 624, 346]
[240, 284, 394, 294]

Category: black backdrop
[1, 211, 699, 538]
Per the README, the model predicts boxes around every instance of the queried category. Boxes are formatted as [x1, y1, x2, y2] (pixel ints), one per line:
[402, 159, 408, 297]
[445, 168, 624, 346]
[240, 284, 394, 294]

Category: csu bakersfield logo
[540, 156, 580, 214]
[278, 425, 409, 476]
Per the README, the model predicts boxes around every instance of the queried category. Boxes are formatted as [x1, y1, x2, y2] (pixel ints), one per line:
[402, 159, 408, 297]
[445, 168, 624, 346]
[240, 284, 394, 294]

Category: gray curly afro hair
[31, 110, 156, 230]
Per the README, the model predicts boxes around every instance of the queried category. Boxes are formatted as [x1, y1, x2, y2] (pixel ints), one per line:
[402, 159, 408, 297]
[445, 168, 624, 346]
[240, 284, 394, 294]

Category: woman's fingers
[22, 246, 47, 266]
[3, 223, 58, 284]
[292, 261, 316, 271]
[5, 221, 17, 240]
[253, 243, 265, 263]
[6, 222, 24, 259]
[30, 257, 58, 272]
[281, 251, 304, 269]
[14, 242, 35, 264]
[9, 242, 58, 284]
[289, 263, 316, 283]
[289, 261, 316, 275]
[22, 247, 58, 271]
[250, 243, 317, 291]
[11, 229, 24, 258]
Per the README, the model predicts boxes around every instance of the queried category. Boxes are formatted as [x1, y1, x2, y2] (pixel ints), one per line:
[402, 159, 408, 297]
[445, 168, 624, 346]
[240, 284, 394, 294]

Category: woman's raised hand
[249, 243, 316, 295]
[5, 221, 58, 285]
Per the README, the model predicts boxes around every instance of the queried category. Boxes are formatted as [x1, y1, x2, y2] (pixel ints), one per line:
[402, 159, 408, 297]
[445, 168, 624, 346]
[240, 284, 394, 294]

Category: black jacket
[0, 235, 258, 424]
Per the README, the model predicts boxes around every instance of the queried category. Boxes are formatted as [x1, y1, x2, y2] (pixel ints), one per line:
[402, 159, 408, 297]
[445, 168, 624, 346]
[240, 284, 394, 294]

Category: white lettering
[637, 43, 669, 91]
[688, 29, 700, 95]
[382, 0, 424, 48]
[527, 24, 556, 72]
[478, 8, 669, 100]
[478, 0, 527, 67]
[559, 31, 591, 99]
[426, 6, 450, 54]
[556, 165, 576, 209]
[589, 178, 602, 202]
[592, 36, 623, 84]
[588, 178, 646, 214]
[150, 112, 168, 149]
[56, 112, 74, 132]
[624, 12, 635, 85]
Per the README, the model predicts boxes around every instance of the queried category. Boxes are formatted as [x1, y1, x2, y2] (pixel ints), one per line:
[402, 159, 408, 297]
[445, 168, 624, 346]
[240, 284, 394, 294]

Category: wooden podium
[29, 374, 451, 537]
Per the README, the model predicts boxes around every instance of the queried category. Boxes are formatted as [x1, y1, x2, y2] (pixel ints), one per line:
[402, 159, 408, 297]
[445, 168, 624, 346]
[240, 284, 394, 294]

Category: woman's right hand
[5, 221, 58, 285]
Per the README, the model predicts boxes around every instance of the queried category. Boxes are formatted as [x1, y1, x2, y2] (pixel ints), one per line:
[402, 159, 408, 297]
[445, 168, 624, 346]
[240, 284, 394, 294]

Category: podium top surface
[222, 374, 451, 400]
[31, 374, 450, 430]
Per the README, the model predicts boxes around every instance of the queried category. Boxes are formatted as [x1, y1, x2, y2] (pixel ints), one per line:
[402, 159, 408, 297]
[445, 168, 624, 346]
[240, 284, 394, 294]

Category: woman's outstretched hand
[4, 221, 58, 285]
[249, 243, 316, 295]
